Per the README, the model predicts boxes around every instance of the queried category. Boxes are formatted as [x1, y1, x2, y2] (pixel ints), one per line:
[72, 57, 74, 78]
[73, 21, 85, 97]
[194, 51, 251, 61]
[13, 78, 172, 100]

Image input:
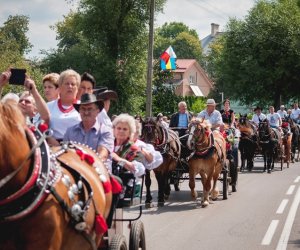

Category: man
[277, 105, 287, 119]
[169, 101, 193, 137]
[267, 106, 282, 129]
[251, 106, 266, 126]
[64, 93, 114, 161]
[197, 99, 223, 130]
[291, 102, 300, 124]
[95, 87, 118, 128]
[76, 72, 96, 100]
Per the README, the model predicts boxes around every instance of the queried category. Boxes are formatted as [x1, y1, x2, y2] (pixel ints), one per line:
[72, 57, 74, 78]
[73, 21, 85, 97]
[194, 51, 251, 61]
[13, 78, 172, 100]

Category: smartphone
[9, 68, 26, 85]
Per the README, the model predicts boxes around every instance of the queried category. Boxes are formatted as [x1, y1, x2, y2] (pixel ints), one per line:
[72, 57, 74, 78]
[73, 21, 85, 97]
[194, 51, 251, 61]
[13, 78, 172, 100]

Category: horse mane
[193, 118, 212, 131]
[0, 100, 27, 169]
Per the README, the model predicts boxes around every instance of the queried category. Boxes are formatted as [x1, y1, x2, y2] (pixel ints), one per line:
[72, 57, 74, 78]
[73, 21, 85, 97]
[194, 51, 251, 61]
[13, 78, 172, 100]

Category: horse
[187, 119, 227, 207]
[0, 100, 114, 250]
[284, 116, 300, 162]
[141, 117, 181, 207]
[237, 114, 258, 171]
[257, 118, 281, 173]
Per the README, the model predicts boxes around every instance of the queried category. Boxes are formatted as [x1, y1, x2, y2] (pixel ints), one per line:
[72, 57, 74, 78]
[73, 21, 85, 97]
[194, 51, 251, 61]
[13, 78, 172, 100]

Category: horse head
[187, 118, 211, 150]
[141, 117, 163, 146]
[258, 118, 270, 139]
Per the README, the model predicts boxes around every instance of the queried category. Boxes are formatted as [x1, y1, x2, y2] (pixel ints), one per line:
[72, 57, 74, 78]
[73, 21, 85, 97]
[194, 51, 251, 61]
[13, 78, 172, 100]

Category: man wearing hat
[64, 93, 114, 161]
[252, 106, 266, 126]
[277, 105, 287, 119]
[197, 99, 223, 130]
[94, 87, 118, 128]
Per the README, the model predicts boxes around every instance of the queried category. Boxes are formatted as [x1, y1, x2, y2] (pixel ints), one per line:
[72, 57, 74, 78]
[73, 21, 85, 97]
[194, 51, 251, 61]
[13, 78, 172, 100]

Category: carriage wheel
[110, 234, 128, 250]
[129, 220, 146, 250]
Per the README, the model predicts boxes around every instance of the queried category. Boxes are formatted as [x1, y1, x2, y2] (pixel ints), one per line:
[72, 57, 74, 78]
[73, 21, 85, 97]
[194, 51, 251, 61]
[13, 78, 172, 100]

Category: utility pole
[146, 0, 155, 117]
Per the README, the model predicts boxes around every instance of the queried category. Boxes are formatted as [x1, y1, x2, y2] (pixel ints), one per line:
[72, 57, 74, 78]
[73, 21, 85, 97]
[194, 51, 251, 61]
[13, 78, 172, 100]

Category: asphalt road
[123, 158, 300, 250]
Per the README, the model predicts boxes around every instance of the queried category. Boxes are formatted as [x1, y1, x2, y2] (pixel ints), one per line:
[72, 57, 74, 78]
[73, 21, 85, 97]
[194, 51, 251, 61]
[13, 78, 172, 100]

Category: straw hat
[206, 99, 216, 106]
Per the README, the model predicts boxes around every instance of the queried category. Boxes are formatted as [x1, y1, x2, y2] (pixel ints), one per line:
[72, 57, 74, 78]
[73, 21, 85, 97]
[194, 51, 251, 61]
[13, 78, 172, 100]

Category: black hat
[93, 87, 118, 101]
[73, 93, 104, 112]
[254, 106, 262, 112]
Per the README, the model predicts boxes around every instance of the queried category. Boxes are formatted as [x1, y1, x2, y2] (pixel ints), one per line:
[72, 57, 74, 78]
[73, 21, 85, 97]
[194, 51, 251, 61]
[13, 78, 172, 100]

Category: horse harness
[0, 126, 113, 250]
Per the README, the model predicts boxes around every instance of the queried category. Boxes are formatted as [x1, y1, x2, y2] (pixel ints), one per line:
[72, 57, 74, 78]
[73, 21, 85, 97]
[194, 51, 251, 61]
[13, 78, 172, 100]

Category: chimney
[211, 23, 219, 37]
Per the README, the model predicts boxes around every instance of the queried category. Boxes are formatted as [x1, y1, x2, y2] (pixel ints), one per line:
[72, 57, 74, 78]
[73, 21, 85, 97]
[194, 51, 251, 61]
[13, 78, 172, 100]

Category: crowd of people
[0, 67, 299, 198]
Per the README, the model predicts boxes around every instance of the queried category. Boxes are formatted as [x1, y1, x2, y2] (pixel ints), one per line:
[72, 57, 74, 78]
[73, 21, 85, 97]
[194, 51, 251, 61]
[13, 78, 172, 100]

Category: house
[166, 59, 213, 97]
[201, 23, 224, 55]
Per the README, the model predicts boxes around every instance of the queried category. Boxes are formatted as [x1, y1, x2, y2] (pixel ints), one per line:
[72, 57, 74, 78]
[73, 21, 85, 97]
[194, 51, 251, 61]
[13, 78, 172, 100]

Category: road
[124, 159, 300, 250]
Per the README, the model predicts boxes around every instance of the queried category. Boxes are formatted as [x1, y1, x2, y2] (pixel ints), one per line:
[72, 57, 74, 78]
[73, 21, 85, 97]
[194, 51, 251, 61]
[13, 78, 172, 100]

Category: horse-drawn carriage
[0, 101, 145, 250]
[142, 117, 237, 208]
[238, 115, 290, 173]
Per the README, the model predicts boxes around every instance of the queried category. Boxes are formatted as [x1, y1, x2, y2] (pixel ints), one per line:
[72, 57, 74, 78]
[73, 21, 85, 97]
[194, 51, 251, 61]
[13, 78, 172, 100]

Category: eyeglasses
[19, 99, 32, 105]
[79, 107, 98, 113]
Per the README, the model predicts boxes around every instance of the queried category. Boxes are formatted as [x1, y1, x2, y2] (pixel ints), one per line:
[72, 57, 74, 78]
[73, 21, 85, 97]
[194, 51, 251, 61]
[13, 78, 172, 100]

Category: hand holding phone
[9, 68, 26, 85]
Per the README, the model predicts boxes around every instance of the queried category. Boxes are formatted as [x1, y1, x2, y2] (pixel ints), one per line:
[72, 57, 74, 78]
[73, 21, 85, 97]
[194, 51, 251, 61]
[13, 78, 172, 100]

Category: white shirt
[277, 109, 287, 118]
[47, 100, 81, 139]
[97, 109, 112, 128]
[267, 112, 281, 127]
[134, 139, 163, 170]
[291, 108, 300, 120]
[252, 113, 266, 125]
[197, 109, 223, 129]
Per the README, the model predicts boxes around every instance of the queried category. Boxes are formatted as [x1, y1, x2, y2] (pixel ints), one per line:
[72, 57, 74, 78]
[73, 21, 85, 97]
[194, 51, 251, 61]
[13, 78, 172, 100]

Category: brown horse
[187, 119, 227, 207]
[0, 100, 113, 250]
[284, 116, 300, 162]
[141, 117, 181, 207]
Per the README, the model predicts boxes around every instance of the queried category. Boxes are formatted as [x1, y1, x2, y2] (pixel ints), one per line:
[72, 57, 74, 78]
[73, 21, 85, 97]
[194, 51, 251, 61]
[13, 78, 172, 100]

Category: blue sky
[0, 0, 255, 58]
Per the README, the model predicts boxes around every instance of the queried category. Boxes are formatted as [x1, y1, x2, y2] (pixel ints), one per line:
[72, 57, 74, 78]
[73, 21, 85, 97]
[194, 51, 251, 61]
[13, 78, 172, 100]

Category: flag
[160, 46, 177, 70]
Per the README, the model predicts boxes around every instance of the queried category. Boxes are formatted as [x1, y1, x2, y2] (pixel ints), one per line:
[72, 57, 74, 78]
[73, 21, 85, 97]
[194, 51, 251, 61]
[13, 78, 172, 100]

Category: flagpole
[146, 0, 155, 117]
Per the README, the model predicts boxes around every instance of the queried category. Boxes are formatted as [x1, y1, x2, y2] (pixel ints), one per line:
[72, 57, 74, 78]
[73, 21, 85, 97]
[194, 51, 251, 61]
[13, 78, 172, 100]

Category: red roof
[174, 59, 196, 73]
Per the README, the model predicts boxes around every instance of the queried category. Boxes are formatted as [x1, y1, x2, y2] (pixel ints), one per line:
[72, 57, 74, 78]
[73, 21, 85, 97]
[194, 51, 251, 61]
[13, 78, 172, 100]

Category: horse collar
[0, 126, 60, 222]
[194, 132, 215, 157]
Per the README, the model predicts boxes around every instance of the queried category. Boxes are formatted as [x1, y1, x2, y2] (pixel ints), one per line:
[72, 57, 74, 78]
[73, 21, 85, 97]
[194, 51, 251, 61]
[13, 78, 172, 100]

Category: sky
[0, 0, 256, 59]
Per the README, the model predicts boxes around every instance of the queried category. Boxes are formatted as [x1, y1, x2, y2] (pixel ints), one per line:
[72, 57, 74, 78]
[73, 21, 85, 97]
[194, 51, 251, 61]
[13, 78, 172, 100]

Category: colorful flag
[160, 46, 177, 70]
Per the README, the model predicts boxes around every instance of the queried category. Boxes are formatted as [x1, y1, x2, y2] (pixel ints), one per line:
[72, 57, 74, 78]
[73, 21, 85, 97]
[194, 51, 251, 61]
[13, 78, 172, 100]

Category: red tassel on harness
[38, 123, 48, 133]
[110, 176, 122, 194]
[75, 149, 95, 165]
[102, 181, 112, 194]
[94, 214, 108, 235]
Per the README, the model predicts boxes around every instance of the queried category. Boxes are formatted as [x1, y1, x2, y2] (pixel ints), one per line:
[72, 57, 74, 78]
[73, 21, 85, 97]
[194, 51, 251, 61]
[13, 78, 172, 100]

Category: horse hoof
[232, 185, 237, 192]
[157, 201, 165, 207]
[202, 201, 209, 207]
[267, 169, 271, 174]
[164, 194, 169, 200]
[145, 202, 153, 209]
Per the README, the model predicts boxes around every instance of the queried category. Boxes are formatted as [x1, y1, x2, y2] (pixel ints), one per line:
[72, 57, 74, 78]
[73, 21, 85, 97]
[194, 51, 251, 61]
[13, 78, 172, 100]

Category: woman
[111, 114, 145, 199]
[42, 73, 60, 102]
[47, 69, 81, 145]
[220, 99, 235, 128]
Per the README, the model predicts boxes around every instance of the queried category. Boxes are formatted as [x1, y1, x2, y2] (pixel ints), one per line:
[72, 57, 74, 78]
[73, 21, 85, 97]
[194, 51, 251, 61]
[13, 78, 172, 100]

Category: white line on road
[294, 176, 300, 183]
[276, 186, 300, 250]
[276, 199, 289, 214]
[286, 185, 295, 195]
[262, 220, 279, 245]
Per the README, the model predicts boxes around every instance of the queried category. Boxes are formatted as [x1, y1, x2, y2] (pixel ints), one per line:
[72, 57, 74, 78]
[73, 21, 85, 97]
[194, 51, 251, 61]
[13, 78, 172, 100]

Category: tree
[42, 0, 166, 115]
[207, 0, 300, 109]
[154, 22, 203, 63]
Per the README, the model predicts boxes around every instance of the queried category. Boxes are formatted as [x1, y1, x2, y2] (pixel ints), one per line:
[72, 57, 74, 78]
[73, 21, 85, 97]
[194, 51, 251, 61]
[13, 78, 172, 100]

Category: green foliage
[154, 22, 203, 63]
[41, 0, 166, 114]
[206, 0, 300, 109]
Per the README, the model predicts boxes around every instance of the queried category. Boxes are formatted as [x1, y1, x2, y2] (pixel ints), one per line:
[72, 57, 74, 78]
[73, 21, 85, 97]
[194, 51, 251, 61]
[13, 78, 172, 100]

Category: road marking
[286, 185, 295, 195]
[276, 186, 300, 250]
[262, 220, 279, 245]
[294, 176, 300, 183]
[276, 199, 289, 214]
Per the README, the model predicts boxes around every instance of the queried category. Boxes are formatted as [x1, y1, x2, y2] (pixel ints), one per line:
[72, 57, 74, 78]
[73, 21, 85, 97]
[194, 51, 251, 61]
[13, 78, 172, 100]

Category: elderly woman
[47, 69, 81, 145]
[42, 73, 60, 102]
